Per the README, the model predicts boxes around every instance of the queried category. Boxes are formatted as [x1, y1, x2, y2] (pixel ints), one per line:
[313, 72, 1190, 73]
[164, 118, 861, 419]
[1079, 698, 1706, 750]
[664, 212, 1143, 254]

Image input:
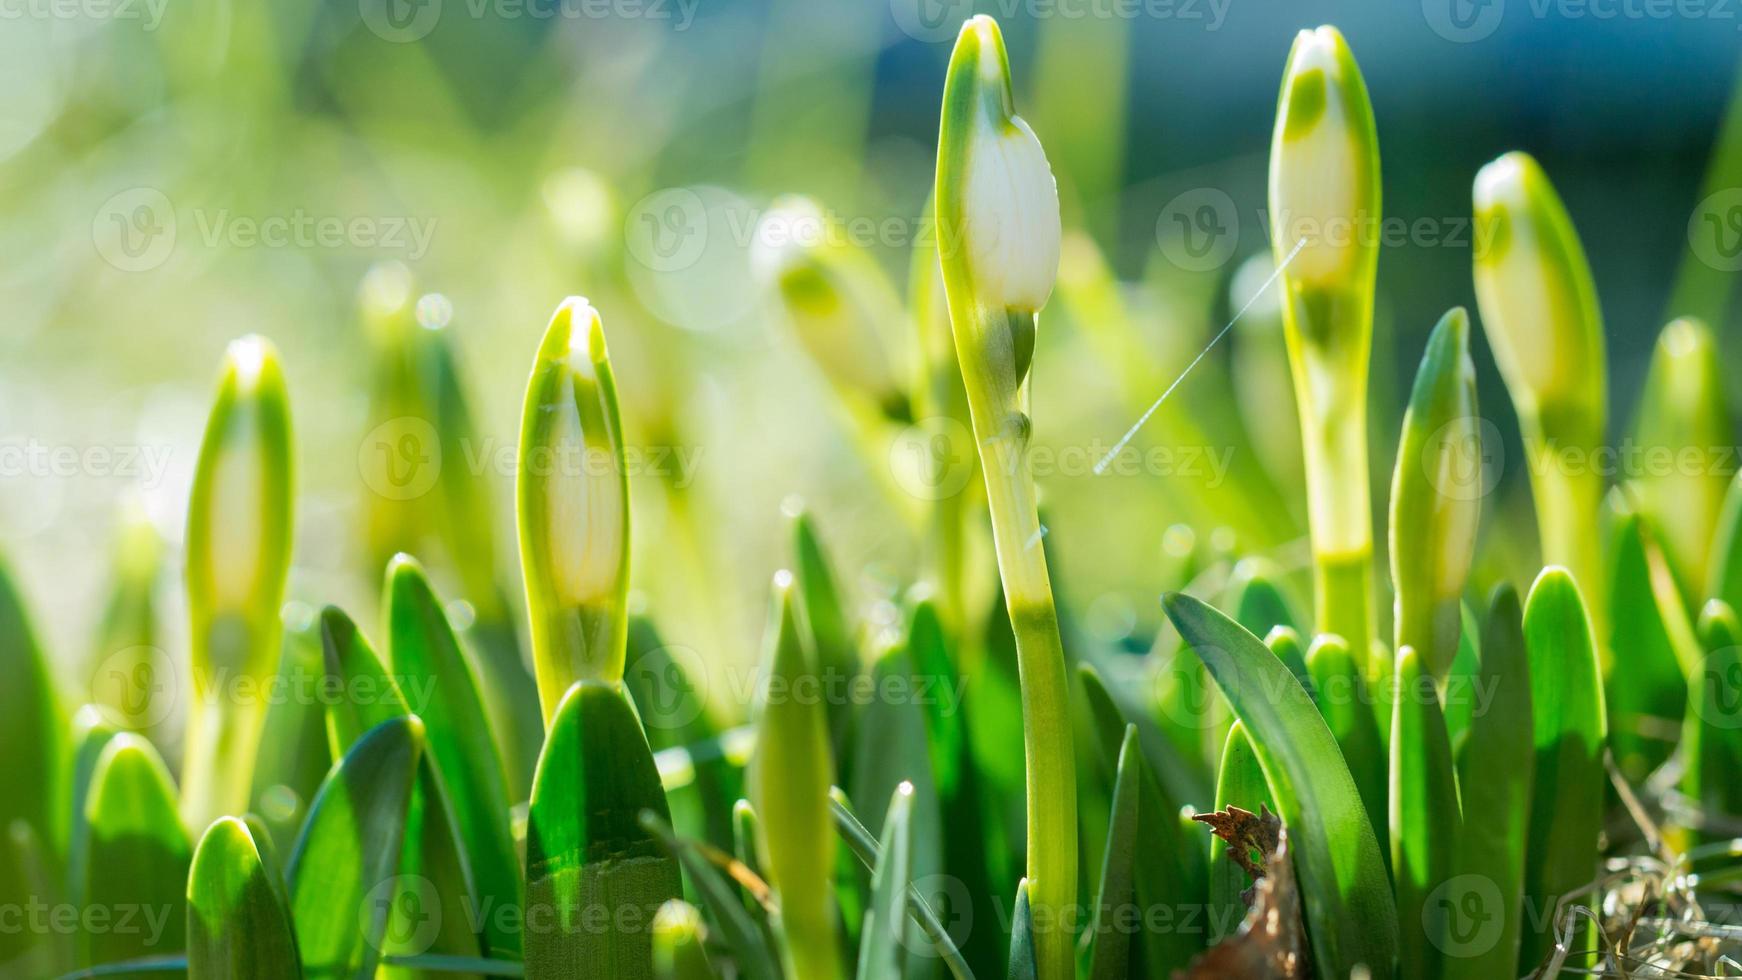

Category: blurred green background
[4, 0, 1740, 716]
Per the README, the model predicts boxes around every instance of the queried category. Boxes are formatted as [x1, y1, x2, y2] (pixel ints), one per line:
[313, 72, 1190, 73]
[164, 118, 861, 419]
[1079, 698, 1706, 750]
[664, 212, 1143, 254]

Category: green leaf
[515, 298, 631, 720]
[639, 813, 782, 980]
[652, 901, 719, 980]
[1225, 558, 1299, 639]
[1604, 507, 1694, 780]
[524, 681, 681, 979]
[749, 573, 840, 980]
[790, 509, 859, 755]
[0, 554, 66, 870]
[287, 715, 425, 979]
[857, 785, 915, 980]
[1681, 600, 1742, 846]
[1303, 633, 1386, 861]
[387, 557, 520, 955]
[1389, 646, 1461, 980]
[67, 705, 122, 894]
[249, 613, 333, 856]
[1630, 316, 1731, 596]
[1518, 568, 1607, 970]
[1710, 472, 1742, 612]
[320, 605, 411, 755]
[1162, 592, 1398, 978]
[1075, 664, 1203, 972]
[88, 504, 167, 738]
[187, 817, 300, 979]
[1389, 307, 1480, 682]
[1005, 882, 1036, 980]
[75, 734, 190, 973]
[182, 336, 296, 830]
[1207, 722, 1272, 944]
[1261, 625, 1314, 699]
[1082, 728, 1139, 980]
[318, 603, 487, 972]
[828, 790, 974, 980]
[1446, 585, 1533, 980]
[625, 615, 738, 851]
[1442, 604, 1482, 752]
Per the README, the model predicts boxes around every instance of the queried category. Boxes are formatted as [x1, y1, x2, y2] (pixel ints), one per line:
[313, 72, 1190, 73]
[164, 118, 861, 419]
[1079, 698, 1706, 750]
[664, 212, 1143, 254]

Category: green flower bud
[516, 297, 631, 722]
[182, 335, 295, 829]
[1472, 152, 1606, 420]
[1269, 26, 1381, 293]
[753, 196, 910, 421]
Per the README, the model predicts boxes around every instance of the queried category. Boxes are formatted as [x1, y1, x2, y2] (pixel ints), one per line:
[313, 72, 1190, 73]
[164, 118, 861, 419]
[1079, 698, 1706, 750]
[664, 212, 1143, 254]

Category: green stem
[962, 310, 1077, 980]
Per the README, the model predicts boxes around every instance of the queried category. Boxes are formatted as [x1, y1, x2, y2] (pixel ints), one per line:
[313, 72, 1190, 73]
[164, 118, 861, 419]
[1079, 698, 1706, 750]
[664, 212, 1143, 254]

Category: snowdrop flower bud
[1269, 26, 1380, 292]
[516, 297, 630, 720]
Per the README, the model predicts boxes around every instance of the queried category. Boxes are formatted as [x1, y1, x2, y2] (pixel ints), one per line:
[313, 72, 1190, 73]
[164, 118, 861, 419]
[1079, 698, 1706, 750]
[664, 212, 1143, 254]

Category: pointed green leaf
[1006, 882, 1036, 980]
[76, 734, 190, 971]
[187, 817, 299, 979]
[525, 681, 680, 979]
[1682, 600, 1742, 846]
[857, 785, 915, 980]
[387, 557, 519, 955]
[828, 789, 974, 980]
[1390, 646, 1461, 980]
[1083, 728, 1139, 980]
[1631, 316, 1730, 596]
[248, 614, 333, 856]
[1226, 559, 1299, 639]
[1262, 625, 1314, 698]
[1304, 633, 1385, 858]
[626, 615, 738, 851]
[1519, 568, 1606, 969]
[790, 508, 859, 753]
[1207, 722, 1272, 944]
[1605, 507, 1695, 780]
[0, 554, 66, 875]
[749, 573, 840, 980]
[319, 606, 410, 755]
[1446, 584, 1533, 980]
[1389, 307, 1480, 682]
[286, 715, 424, 978]
[1163, 592, 1398, 978]
[1076, 664, 1203, 972]
[639, 813, 782, 980]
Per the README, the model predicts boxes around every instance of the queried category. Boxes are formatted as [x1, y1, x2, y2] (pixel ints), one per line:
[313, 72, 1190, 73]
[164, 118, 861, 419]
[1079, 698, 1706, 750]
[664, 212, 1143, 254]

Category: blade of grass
[857, 785, 916, 980]
[1390, 646, 1461, 979]
[1206, 722, 1273, 945]
[1082, 727, 1140, 980]
[640, 813, 783, 980]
